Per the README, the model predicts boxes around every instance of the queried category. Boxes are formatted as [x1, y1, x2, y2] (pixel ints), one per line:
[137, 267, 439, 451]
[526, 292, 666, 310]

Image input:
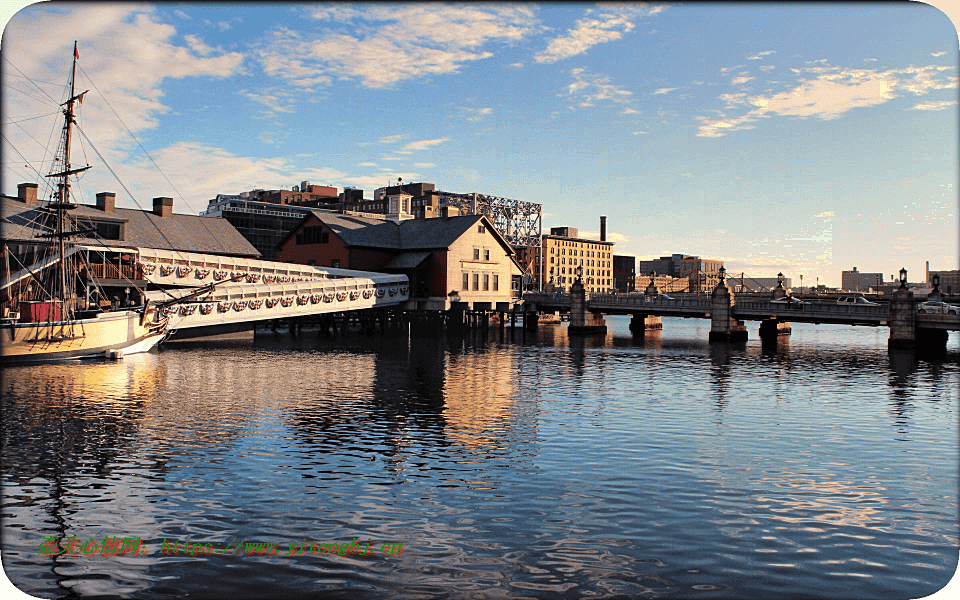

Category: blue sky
[1, 2, 957, 287]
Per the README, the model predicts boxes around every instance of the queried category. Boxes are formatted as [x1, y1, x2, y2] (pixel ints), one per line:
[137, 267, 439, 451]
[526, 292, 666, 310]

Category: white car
[771, 296, 809, 309]
[917, 300, 959, 315]
[837, 295, 879, 305]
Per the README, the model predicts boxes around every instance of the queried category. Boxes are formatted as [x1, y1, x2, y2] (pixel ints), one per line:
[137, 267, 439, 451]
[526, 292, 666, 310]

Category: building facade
[531, 226, 615, 294]
[613, 255, 635, 293]
[638, 254, 724, 292]
[841, 267, 885, 292]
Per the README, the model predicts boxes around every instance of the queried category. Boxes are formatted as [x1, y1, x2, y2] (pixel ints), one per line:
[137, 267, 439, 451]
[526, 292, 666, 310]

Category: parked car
[771, 296, 808, 309]
[837, 295, 879, 305]
[917, 300, 959, 315]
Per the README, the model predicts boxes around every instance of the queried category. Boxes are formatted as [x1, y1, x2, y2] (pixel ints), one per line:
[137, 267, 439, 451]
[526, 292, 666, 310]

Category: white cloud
[931, 51, 947, 57]
[260, 5, 540, 89]
[652, 87, 678, 95]
[463, 107, 493, 122]
[911, 100, 957, 111]
[696, 64, 958, 137]
[535, 4, 666, 63]
[566, 68, 632, 107]
[402, 137, 450, 152]
[414, 163, 436, 168]
[2, 4, 245, 187]
[815, 211, 835, 218]
[238, 89, 299, 116]
[107, 142, 347, 213]
[747, 50, 776, 60]
[536, 15, 631, 63]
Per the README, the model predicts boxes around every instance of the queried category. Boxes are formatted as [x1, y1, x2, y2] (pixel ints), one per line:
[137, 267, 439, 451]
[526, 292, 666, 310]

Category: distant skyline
[1, 2, 957, 287]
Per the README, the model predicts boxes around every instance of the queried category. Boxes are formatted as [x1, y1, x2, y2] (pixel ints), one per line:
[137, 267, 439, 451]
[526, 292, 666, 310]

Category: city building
[634, 273, 690, 293]
[841, 267, 885, 292]
[201, 195, 318, 260]
[276, 194, 524, 310]
[232, 181, 340, 207]
[530, 220, 615, 294]
[613, 255, 635, 293]
[638, 254, 724, 292]
[926, 261, 959, 296]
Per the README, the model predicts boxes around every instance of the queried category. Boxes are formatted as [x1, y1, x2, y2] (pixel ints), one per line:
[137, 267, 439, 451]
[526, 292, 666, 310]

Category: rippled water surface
[2, 317, 958, 599]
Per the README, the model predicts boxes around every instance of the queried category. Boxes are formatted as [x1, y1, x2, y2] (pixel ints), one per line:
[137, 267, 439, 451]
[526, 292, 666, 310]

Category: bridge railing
[589, 293, 712, 311]
[733, 299, 889, 319]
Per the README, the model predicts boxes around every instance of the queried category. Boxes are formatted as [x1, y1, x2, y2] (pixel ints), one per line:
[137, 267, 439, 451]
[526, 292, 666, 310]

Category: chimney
[153, 197, 173, 217]
[600, 216, 607, 242]
[441, 205, 460, 219]
[96, 192, 116, 212]
[17, 183, 38, 205]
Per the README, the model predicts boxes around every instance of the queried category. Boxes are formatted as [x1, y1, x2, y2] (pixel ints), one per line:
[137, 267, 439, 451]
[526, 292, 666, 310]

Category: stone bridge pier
[888, 271, 949, 352]
[709, 269, 747, 343]
[629, 314, 662, 335]
[568, 279, 607, 335]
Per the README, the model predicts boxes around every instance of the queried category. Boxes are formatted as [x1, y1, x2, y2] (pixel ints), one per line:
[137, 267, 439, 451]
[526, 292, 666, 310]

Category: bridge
[523, 280, 959, 352]
[129, 248, 408, 336]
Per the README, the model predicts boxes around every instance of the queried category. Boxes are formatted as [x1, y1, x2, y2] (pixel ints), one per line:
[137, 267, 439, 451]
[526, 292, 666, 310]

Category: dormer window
[76, 217, 124, 240]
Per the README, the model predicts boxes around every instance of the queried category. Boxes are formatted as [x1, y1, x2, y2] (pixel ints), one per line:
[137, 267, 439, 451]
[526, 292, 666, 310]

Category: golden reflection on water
[443, 345, 516, 450]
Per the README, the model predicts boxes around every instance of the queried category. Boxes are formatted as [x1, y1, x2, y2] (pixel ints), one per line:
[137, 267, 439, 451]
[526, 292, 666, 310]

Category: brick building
[277, 196, 523, 310]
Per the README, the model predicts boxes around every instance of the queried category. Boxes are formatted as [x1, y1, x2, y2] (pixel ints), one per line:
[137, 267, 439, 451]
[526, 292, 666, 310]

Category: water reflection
[1, 319, 957, 600]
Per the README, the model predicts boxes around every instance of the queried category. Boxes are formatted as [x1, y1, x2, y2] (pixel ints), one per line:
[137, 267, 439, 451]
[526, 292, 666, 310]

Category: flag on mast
[74, 42, 79, 60]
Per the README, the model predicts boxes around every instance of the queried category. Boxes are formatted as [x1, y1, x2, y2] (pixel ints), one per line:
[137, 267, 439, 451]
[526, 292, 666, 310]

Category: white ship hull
[0, 309, 167, 362]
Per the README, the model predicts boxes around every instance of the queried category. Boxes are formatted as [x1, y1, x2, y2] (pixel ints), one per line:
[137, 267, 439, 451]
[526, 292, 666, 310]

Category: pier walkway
[132, 248, 408, 332]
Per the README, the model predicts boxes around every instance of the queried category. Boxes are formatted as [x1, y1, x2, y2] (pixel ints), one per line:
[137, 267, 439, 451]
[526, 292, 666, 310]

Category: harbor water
[2, 316, 958, 599]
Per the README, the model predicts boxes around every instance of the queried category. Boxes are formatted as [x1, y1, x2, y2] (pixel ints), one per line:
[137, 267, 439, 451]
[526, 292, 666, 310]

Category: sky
[1, 1, 957, 287]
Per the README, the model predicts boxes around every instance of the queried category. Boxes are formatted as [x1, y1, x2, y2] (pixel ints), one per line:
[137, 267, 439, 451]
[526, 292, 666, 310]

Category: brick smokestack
[96, 192, 116, 212]
[153, 197, 173, 217]
[600, 216, 607, 242]
[17, 183, 38, 205]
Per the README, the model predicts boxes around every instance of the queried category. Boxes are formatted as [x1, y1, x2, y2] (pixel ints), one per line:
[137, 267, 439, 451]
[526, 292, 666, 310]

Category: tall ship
[0, 43, 169, 361]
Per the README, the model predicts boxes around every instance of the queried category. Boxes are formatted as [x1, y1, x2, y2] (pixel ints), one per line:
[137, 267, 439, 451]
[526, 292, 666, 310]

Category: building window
[478, 225, 485, 233]
[307, 259, 316, 266]
[463, 272, 469, 290]
[483, 274, 489, 291]
[493, 274, 499, 291]
[483, 249, 490, 261]
[331, 259, 340, 268]
[474, 248, 480, 260]
[472, 273, 479, 290]
[297, 226, 328, 245]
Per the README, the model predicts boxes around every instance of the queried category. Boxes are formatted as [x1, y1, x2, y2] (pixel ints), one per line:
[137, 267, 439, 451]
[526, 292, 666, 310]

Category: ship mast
[41, 41, 91, 309]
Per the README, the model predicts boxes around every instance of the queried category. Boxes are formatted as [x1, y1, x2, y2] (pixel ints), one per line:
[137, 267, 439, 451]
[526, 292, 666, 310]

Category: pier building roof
[1, 193, 259, 258]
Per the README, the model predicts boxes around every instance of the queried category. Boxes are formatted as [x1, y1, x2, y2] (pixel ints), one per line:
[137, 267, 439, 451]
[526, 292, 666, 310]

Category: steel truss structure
[434, 192, 542, 249]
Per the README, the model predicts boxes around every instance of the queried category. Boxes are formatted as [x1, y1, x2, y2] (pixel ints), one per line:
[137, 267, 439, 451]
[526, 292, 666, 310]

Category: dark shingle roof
[1, 196, 259, 257]
[383, 251, 431, 269]
[300, 211, 505, 253]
